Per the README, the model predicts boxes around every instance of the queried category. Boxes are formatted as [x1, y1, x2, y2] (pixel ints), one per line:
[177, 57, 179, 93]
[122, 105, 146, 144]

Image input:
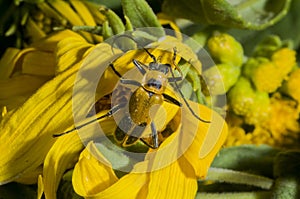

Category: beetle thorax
[142, 70, 168, 94]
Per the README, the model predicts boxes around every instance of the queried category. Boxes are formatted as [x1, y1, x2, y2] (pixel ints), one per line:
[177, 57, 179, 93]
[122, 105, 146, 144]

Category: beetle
[54, 46, 210, 148]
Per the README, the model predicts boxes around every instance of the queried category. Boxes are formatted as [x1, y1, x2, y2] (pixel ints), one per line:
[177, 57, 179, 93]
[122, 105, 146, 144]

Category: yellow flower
[261, 93, 300, 147]
[271, 48, 296, 77]
[243, 48, 296, 93]
[41, 101, 227, 199]
[251, 60, 283, 93]
[225, 93, 300, 148]
[0, 28, 227, 199]
[282, 67, 300, 104]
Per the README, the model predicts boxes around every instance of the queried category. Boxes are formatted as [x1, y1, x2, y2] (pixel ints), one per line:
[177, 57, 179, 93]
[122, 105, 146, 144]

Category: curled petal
[72, 142, 118, 196]
[56, 37, 94, 74]
[42, 111, 116, 199]
[84, 162, 149, 199]
[43, 132, 84, 199]
[182, 101, 228, 178]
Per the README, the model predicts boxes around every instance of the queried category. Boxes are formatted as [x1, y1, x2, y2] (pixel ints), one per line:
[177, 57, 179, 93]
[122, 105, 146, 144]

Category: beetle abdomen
[129, 87, 164, 125]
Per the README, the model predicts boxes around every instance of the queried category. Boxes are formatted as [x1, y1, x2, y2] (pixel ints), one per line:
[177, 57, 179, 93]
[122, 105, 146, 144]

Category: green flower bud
[207, 32, 244, 67]
[228, 77, 270, 125]
[253, 35, 282, 58]
[203, 63, 241, 95]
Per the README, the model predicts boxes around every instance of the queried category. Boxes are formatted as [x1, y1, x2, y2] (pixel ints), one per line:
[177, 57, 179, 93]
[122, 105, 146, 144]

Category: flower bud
[207, 32, 244, 67]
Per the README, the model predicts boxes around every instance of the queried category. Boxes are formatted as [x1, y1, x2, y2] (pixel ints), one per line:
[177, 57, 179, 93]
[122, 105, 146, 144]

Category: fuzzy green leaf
[162, 0, 291, 30]
[196, 191, 271, 199]
[212, 145, 281, 177]
[121, 0, 164, 37]
[206, 167, 274, 189]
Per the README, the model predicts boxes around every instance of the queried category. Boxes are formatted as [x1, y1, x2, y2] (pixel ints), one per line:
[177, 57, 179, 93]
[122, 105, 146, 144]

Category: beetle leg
[120, 79, 141, 87]
[110, 62, 141, 86]
[150, 122, 159, 148]
[139, 122, 159, 149]
[53, 103, 125, 137]
[133, 59, 147, 75]
[162, 93, 182, 107]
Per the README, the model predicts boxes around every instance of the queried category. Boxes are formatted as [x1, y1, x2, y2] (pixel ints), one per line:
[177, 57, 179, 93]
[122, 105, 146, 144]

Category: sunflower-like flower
[0, 28, 228, 199]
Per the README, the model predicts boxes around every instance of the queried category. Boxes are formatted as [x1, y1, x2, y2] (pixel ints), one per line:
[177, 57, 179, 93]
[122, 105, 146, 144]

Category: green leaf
[162, 0, 291, 30]
[272, 152, 300, 199]
[99, 7, 125, 35]
[212, 145, 281, 177]
[206, 167, 274, 189]
[121, 0, 164, 37]
[196, 191, 272, 199]
[229, 0, 300, 54]
[271, 177, 299, 199]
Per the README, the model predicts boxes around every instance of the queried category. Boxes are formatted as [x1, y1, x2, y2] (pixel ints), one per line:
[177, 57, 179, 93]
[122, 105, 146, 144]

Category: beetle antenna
[171, 47, 183, 77]
[143, 48, 157, 63]
[170, 67, 210, 123]
[110, 34, 139, 54]
[111, 34, 157, 63]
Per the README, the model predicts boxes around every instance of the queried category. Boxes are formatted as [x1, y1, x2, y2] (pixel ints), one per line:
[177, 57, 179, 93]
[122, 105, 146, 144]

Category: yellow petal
[72, 141, 118, 196]
[157, 13, 182, 41]
[182, 101, 228, 178]
[0, 45, 92, 184]
[22, 51, 56, 76]
[69, 0, 97, 26]
[85, 161, 149, 199]
[42, 132, 84, 199]
[0, 47, 20, 79]
[146, 154, 197, 199]
[0, 95, 30, 112]
[37, 175, 44, 199]
[139, 128, 198, 199]
[56, 37, 94, 74]
[11, 47, 37, 73]
[49, 0, 94, 43]
[42, 110, 116, 199]
[14, 165, 43, 185]
[0, 75, 50, 97]
[31, 29, 85, 52]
